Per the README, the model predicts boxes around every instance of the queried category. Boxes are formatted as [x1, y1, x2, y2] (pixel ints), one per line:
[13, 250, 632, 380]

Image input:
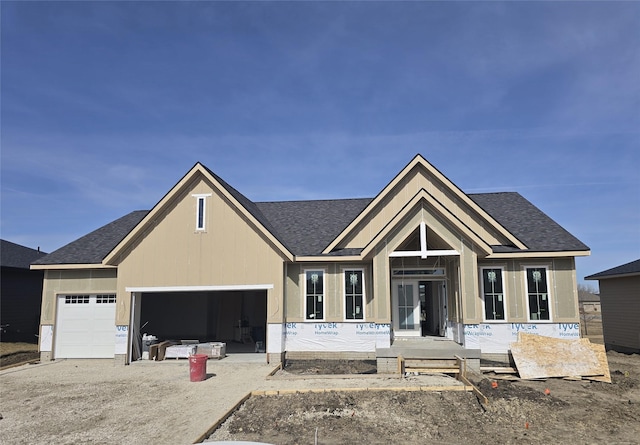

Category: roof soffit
[103, 163, 293, 265]
[324, 154, 525, 254]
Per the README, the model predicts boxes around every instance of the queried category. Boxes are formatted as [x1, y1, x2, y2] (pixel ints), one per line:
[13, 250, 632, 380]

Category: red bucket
[189, 354, 208, 382]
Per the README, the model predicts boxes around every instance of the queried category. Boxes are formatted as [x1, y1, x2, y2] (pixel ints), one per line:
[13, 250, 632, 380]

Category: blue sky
[1, 1, 638, 286]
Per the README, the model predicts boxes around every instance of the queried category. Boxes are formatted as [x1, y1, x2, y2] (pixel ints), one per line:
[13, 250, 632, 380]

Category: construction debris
[509, 333, 611, 383]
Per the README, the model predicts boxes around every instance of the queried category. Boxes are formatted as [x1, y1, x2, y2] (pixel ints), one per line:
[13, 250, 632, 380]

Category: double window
[305, 270, 324, 320]
[344, 269, 364, 320]
[481, 268, 506, 321]
[526, 267, 550, 321]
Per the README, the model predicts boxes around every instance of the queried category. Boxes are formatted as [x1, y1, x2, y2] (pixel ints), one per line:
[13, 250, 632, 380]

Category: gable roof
[33, 157, 590, 266]
[32, 211, 148, 266]
[103, 163, 294, 265]
[322, 154, 528, 254]
[586, 259, 640, 280]
[1, 239, 47, 269]
[468, 192, 589, 252]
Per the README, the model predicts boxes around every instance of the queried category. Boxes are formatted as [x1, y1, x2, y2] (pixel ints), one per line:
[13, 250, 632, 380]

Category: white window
[481, 267, 506, 321]
[96, 294, 116, 304]
[526, 267, 551, 321]
[344, 269, 365, 320]
[65, 295, 90, 304]
[192, 194, 211, 231]
[304, 270, 324, 320]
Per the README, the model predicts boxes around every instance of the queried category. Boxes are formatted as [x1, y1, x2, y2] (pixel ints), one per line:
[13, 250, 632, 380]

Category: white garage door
[55, 294, 117, 359]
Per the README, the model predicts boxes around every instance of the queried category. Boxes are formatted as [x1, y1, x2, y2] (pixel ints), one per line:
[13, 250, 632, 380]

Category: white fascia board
[125, 284, 274, 293]
[293, 255, 363, 263]
[487, 250, 591, 259]
[30, 263, 117, 270]
[389, 250, 460, 258]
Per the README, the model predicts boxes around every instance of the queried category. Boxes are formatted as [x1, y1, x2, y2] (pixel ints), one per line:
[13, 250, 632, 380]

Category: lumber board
[481, 366, 517, 374]
[404, 368, 460, 374]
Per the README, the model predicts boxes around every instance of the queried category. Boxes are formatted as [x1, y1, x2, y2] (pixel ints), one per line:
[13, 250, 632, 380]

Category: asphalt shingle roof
[585, 259, 640, 279]
[256, 198, 373, 255]
[34, 172, 589, 265]
[32, 211, 148, 265]
[468, 192, 589, 252]
[1, 239, 47, 269]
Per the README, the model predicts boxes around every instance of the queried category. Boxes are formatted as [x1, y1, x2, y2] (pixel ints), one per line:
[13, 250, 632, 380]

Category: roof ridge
[257, 197, 374, 205]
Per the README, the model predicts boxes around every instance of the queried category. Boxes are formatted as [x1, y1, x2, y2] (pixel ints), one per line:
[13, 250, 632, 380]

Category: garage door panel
[55, 295, 116, 359]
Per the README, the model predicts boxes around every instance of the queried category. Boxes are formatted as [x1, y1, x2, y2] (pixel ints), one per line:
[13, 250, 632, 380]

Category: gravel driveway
[0, 356, 459, 444]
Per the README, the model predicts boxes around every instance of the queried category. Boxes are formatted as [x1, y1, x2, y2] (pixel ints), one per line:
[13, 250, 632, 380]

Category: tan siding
[373, 244, 390, 322]
[551, 258, 579, 321]
[477, 257, 579, 324]
[114, 176, 285, 325]
[460, 246, 479, 323]
[40, 269, 117, 324]
[343, 165, 508, 250]
[600, 277, 640, 351]
[285, 263, 302, 322]
[287, 263, 373, 323]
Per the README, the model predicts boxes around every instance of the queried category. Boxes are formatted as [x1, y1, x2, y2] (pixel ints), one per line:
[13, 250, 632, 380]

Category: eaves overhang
[585, 272, 640, 280]
[31, 263, 117, 271]
[487, 250, 591, 260]
[292, 255, 363, 263]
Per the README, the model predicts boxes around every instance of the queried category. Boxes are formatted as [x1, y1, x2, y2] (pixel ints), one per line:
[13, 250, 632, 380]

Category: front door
[393, 279, 447, 337]
[392, 281, 421, 336]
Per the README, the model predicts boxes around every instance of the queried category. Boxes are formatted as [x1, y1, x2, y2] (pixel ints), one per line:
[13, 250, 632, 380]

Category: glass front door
[393, 281, 421, 336]
[393, 279, 447, 337]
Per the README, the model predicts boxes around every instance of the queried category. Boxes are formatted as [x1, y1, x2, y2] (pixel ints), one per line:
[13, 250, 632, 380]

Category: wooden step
[398, 355, 461, 375]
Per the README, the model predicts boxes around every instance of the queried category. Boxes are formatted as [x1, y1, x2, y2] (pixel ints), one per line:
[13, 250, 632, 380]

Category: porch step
[377, 347, 481, 360]
[404, 358, 458, 368]
[399, 357, 460, 375]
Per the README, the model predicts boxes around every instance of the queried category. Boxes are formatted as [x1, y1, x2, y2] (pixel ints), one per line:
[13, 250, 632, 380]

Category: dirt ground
[1, 344, 639, 445]
[0, 343, 39, 369]
[207, 351, 640, 444]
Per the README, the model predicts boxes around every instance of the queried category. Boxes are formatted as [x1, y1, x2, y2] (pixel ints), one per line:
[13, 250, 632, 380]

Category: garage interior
[135, 289, 267, 360]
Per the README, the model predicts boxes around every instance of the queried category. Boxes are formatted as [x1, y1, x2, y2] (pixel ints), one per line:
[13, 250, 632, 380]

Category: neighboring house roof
[578, 291, 601, 303]
[1, 239, 47, 269]
[32, 211, 148, 266]
[585, 259, 640, 280]
[34, 162, 590, 266]
[468, 192, 590, 252]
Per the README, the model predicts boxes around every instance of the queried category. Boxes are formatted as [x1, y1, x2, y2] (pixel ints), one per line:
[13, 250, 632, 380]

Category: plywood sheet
[510, 333, 603, 380]
[584, 342, 611, 383]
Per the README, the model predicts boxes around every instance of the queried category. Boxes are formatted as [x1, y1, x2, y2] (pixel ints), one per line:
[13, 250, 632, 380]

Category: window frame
[480, 266, 507, 322]
[524, 265, 553, 322]
[303, 269, 325, 321]
[343, 268, 366, 321]
[192, 193, 212, 232]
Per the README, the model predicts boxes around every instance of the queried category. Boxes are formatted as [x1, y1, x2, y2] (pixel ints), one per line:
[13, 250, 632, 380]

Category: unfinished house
[32, 155, 590, 367]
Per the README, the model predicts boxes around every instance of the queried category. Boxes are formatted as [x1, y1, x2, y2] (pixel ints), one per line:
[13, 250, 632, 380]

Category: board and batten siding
[476, 257, 579, 323]
[114, 176, 287, 325]
[284, 263, 374, 323]
[342, 165, 511, 251]
[599, 276, 640, 352]
[371, 206, 473, 324]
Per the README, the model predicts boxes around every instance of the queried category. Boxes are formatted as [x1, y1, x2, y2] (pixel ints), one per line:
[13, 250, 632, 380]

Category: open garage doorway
[130, 288, 267, 361]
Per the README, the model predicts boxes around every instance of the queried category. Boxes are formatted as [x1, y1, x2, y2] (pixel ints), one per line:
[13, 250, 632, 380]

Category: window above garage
[192, 193, 212, 231]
